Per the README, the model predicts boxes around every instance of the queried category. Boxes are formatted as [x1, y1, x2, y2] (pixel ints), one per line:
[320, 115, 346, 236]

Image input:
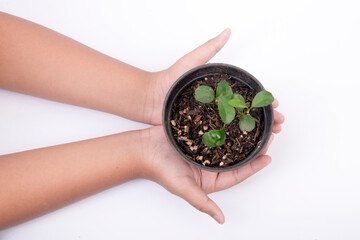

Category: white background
[1, 0, 360, 239]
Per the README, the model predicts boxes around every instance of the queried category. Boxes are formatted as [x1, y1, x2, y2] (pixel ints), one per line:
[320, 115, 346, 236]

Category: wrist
[143, 70, 169, 125]
[136, 127, 152, 179]
[136, 127, 164, 181]
[108, 130, 148, 181]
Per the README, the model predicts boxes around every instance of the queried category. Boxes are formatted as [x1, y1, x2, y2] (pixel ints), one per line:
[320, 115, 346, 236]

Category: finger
[274, 110, 285, 124]
[213, 155, 272, 192]
[273, 124, 282, 134]
[176, 181, 225, 224]
[261, 134, 274, 155]
[272, 99, 279, 108]
[170, 28, 231, 78]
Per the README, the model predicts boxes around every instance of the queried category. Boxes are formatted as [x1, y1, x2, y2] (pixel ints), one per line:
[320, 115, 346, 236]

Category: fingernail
[213, 215, 221, 223]
[219, 28, 230, 36]
[265, 156, 272, 165]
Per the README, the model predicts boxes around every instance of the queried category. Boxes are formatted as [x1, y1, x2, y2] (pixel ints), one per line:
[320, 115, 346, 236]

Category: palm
[147, 125, 269, 191]
[144, 126, 272, 224]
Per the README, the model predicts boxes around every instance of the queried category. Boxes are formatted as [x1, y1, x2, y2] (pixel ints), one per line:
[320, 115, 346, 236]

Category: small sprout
[219, 161, 224, 167]
[187, 115, 192, 120]
[171, 120, 176, 126]
[194, 80, 274, 148]
[202, 129, 226, 148]
[194, 86, 215, 103]
[194, 80, 238, 124]
[222, 155, 227, 160]
[237, 90, 273, 131]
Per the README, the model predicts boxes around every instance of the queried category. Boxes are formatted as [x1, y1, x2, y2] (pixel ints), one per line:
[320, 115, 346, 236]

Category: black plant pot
[162, 63, 273, 172]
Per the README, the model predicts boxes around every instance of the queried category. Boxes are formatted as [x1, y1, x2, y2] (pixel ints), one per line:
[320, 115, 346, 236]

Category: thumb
[169, 28, 231, 79]
[175, 181, 225, 224]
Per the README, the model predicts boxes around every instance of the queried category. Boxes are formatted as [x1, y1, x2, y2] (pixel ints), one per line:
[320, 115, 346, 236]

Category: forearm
[0, 130, 144, 229]
[0, 12, 153, 123]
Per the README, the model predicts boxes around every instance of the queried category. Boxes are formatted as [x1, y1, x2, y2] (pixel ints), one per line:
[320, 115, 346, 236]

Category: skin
[0, 12, 284, 229]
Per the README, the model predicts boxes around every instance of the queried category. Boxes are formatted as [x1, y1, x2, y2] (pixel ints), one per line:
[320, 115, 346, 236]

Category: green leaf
[231, 94, 246, 111]
[228, 99, 247, 109]
[251, 90, 274, 108]
[216, 80, 233, 100]
[194, 86, 215, 103]
[202, 129, 226, 148]
[218, 97, 235, 124]
[239, 115, 256, 132]
[215, 130, 226, 146]
[202, 131, 217, 148]
[232, 94, 245, 102]
[210, 131, 222, 141]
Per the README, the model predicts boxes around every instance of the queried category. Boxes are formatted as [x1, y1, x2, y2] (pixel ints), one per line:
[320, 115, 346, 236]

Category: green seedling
[228, 90, 273, 131]
[195, 80, 273, 148]
[202, 129, 226, 149]
[195, 80, 236, 124]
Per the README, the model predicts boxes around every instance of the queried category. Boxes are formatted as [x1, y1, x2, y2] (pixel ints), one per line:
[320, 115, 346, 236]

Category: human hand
[145, 29, 231, 125]
[145, 28, 284, 133]
[139, 104, 284, 224]
[139, 28, 284, 223]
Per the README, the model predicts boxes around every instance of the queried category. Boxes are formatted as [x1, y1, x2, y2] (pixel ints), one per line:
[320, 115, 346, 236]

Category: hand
[146, 29, 232, 125]
[146, 28, 284, 133]
[139, 103, 284, 224]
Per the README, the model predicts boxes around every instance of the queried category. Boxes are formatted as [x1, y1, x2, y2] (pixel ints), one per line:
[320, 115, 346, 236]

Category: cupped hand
[139, 29, 284, 223]
[139, 102, 283, 224]
[146, 28, 284, 131]
[146, 28, 231, 126]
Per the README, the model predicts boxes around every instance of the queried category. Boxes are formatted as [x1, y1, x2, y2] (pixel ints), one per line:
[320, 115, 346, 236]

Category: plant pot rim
[162, 63, 274, 172]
